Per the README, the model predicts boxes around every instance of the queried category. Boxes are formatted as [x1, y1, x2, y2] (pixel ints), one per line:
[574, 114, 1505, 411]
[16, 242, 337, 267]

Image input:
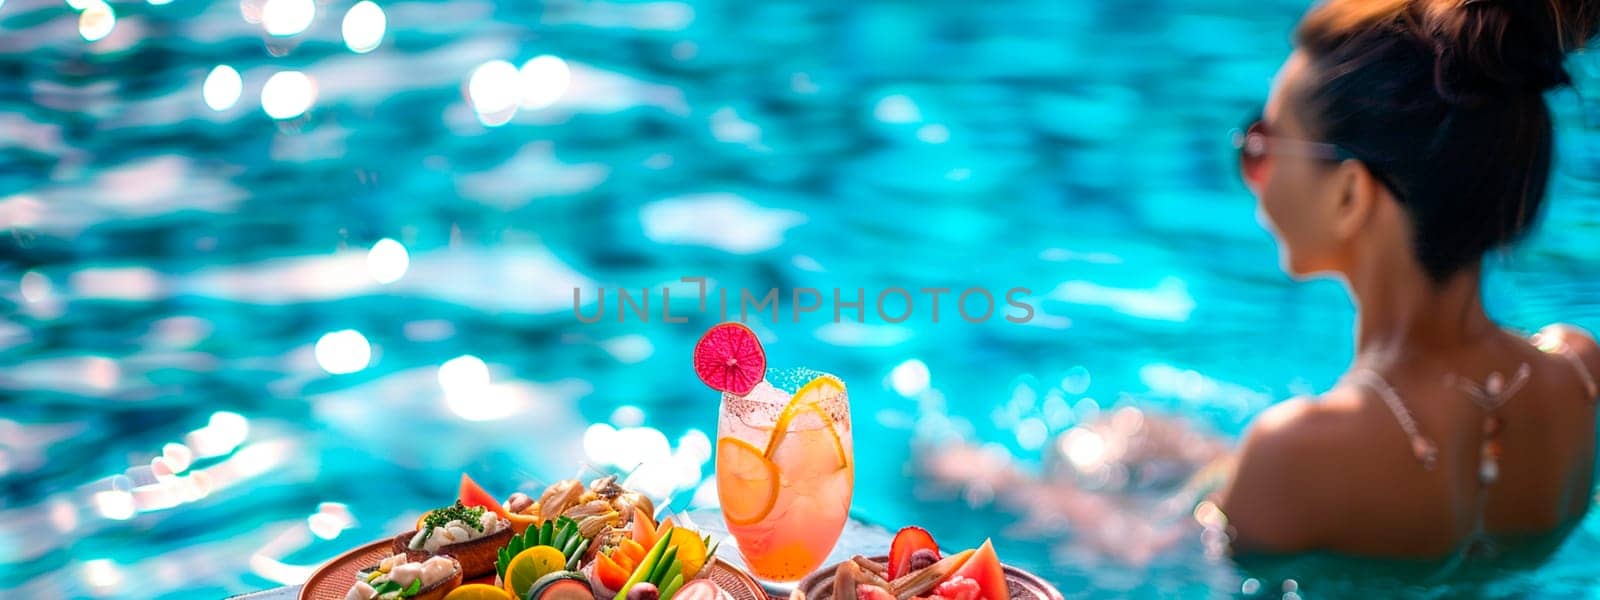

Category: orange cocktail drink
[716, 371, 853, 581]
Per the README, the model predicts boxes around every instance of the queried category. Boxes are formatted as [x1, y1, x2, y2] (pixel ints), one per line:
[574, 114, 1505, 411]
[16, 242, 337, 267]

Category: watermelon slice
[458, 473, 513, 520]
[944, 540, 1007, 600]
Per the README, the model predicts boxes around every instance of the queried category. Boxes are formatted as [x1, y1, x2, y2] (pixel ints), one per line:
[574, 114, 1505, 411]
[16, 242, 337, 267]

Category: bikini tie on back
[1448, 363, 1530, 485]
[1353, 364, 1532, 485]
[1350, 369, 1441, 471]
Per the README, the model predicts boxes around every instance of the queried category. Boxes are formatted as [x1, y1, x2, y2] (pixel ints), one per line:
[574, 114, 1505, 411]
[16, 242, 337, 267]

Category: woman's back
[1221, 326, 1599, 557]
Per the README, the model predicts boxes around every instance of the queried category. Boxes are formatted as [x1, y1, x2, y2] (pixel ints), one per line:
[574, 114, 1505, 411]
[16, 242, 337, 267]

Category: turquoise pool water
[3, 0, 1600, 597]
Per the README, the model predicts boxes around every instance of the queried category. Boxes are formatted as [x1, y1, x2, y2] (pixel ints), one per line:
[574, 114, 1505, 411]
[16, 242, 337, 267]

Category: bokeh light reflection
[314, 330, 371, 375]
[341, 1, 385, 53]
[203, 65, 243, 111]
[77, 1, 115, 42]
[517, 55, 571, 110]
[468, 60, 520, 126]
[261, 71, 316, 120]
[261, 0, 315, 36]
[366, 238, 409, 284]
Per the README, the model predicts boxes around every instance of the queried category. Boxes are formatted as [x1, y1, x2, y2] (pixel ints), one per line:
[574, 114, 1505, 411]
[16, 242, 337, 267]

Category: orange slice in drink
[716, 437, 780, 525]
[764, 375, 849, 469]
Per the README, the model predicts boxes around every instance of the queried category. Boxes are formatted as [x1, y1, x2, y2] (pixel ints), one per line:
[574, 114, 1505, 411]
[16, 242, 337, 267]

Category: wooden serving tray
[299, 539, 769, 600]
[791, 556, 1063, 600]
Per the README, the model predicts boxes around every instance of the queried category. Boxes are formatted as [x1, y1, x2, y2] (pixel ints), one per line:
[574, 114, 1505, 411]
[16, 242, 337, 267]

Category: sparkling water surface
[2, 0, 1599, 597]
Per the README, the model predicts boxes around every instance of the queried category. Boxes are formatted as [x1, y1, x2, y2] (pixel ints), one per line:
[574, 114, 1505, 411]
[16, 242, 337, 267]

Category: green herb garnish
[418, 501, 487, 544]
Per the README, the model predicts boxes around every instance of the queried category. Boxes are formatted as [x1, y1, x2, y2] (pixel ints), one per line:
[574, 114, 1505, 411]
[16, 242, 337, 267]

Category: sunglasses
[1230, 113, 1357, 191]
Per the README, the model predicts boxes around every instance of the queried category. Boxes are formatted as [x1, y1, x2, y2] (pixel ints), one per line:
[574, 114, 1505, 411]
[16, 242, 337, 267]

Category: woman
[1216, 0, 1600, 558]
[919, 0, 1600, 568]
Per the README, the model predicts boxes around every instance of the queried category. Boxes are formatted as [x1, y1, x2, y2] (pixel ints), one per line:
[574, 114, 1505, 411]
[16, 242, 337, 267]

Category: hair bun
[1418, 0, 1600, 102]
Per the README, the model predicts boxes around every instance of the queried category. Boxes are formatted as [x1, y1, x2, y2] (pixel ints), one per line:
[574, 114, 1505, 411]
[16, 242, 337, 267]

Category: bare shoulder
[1246, 389, 1370, 449]
[1217, 395, 1356, 553]
[1536, 323, 1600, 379]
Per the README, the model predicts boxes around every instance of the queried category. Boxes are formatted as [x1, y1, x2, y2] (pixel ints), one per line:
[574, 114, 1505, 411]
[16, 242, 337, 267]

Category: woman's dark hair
[1292, 0, 1599, 281]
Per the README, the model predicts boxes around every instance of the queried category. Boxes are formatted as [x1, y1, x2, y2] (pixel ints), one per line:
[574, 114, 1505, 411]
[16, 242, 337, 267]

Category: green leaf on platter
[649, 546, 678, 586]
[498, 526, 536, 581]
[659, 574, 684, 600]
[660, 561, 681, 593]
[566, 539, 590, 571]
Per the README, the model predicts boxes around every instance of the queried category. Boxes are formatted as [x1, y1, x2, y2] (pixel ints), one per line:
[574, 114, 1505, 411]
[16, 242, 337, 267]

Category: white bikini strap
[1563, 352, 1597, 401]
[1351, 369, 1439, 470]
[1534, 333, 1599, 401]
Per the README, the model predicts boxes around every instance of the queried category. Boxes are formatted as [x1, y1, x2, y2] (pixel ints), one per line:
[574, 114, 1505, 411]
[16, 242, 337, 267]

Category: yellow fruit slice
[444, 584, 513, 600]
[503, 546, 567, 599]
[666, 526, 709, 579]
[716, 437, 780, 526]
[765, 375, 848, 468]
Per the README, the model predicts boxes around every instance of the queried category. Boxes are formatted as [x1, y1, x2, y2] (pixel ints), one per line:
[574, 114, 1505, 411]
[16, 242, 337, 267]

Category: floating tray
[299, 538, 768, 600]
[791, 556, 1062, 600]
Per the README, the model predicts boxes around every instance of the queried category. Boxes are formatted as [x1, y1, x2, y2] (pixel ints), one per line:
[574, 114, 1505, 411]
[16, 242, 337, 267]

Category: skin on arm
[1215, 397, 1341, 555]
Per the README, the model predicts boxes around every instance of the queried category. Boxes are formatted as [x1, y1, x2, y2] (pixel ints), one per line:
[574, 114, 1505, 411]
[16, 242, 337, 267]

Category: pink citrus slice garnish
[693, 322, 766, 395]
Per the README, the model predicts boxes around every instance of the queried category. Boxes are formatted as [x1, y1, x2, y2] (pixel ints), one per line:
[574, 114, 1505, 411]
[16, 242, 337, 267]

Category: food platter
[299, 325, 1060, 600]
[300, 539, 768, 600]
[792, 556, 1062, 600]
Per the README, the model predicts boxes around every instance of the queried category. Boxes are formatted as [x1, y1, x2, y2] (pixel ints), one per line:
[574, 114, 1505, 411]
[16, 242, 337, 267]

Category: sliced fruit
[527, 571, 595, 600]
[692, 322, 766, 395]
[929, 548, 976, 582]
[887, 526, 940, 580]
[791, 373, 846, 404]
[416, 510, 431, 531]
[764, 375, 848, 468]
[498, 518, 584, 582]
[715, 437, 780, 525]
[613, 526, 673, 600]
[619, 539, 648, 566]
[595, 552, 631, 592]
[930, 577, 981, 600]
[631, 506, 659, 548]
[505, 546, 569, 599]
[460, 473, 514, 520]
[506, 511, 542, 534]
[944, 540, 1007, 600]
[613, 550, 636, 574]
[444, 583, 514, 600]
[663, 527, 708, 579]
